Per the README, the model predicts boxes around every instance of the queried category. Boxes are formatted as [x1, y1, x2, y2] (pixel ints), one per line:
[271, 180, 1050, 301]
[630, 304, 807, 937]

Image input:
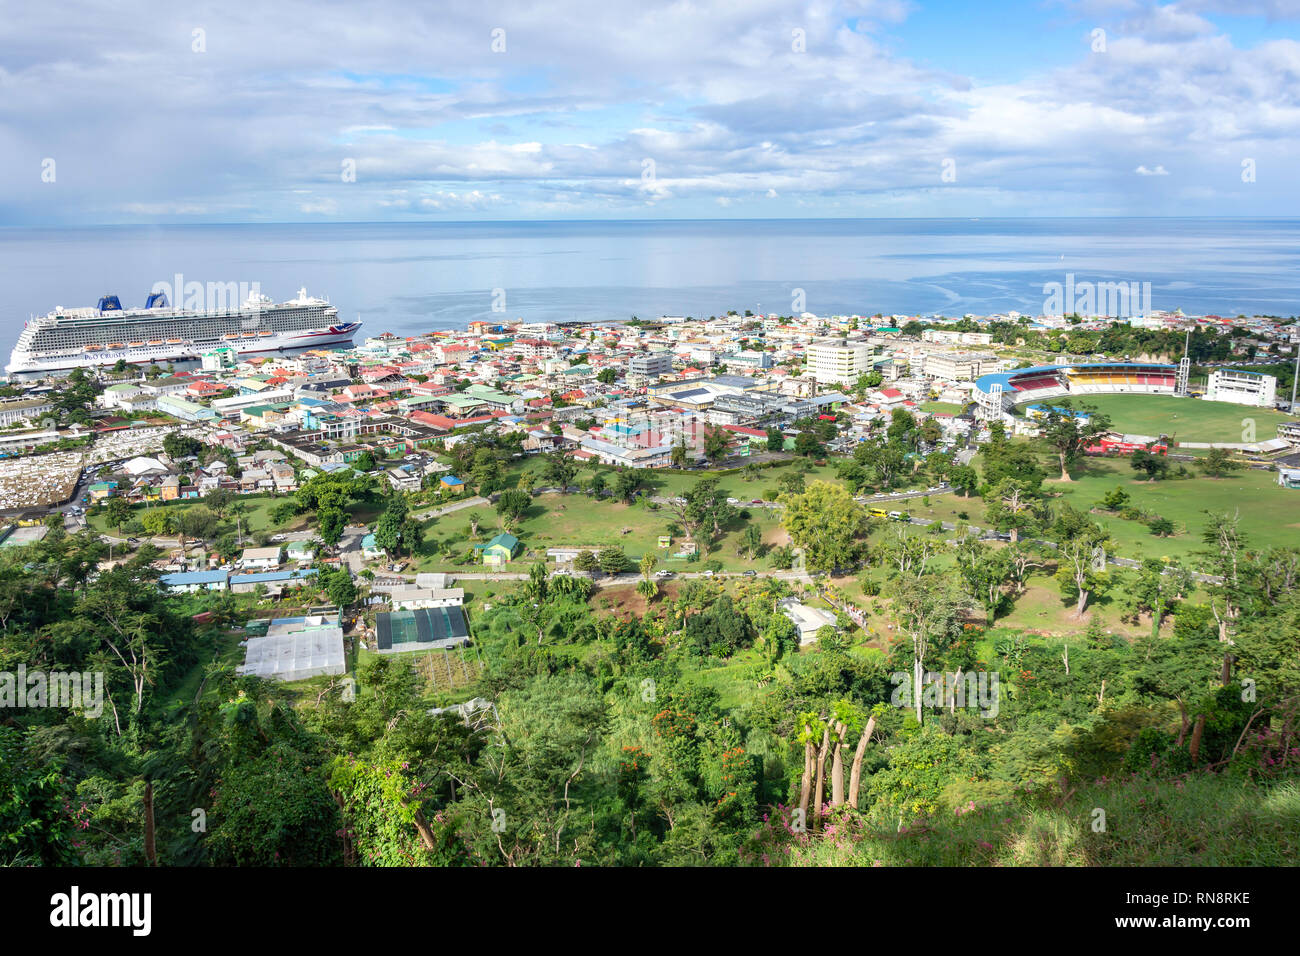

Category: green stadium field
[1016, 393, 1292, 444]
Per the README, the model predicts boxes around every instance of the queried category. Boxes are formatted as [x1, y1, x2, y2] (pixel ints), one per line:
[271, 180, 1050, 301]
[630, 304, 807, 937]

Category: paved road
[412, 496, 490, 521]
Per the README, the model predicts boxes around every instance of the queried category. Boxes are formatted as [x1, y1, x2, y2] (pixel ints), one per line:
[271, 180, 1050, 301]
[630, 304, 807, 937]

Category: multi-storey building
[1205, 368, 1277, 407]
[804, 338, 875, 386]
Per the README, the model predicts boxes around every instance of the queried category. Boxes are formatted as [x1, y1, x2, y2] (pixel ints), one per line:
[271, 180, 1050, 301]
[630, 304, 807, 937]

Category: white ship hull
[5, 327, 360, 376]
[5, 288, 360, 378]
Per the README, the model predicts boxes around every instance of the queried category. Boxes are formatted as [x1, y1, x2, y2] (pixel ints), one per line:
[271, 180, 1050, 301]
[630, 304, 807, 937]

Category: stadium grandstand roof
[974, 362, 1177, 395]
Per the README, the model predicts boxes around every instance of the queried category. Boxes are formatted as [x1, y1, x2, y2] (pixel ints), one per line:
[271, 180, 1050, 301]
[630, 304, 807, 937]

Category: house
[229, 568, 318, 596]
[361, 533, 386, 560]
[160, 568, 229, 593]
[286, 540, 316, 563]
[779, 597, 838, 645]
[439, 475, 466, 494]
[475, 532, 520, 566]
[87, 481, 118, 502]
[386, 467, 422, 492]
[240, 546, 282, 569]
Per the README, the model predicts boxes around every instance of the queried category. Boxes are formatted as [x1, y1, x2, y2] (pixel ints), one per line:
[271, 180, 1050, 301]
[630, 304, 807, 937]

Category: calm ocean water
[1, 219, 1296, 355]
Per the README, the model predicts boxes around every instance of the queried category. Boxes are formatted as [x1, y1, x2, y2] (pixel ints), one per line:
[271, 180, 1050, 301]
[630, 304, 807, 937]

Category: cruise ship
[5, 287, 361, 378]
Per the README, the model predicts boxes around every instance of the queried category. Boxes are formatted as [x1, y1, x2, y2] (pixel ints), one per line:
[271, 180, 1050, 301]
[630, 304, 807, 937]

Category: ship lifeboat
[222, 333, 238, 340]
[107, 343, 125, 349]
[166, 338, 183, 344]
[84, 344, 103, 352]
[128, 341, 146, 347]
[148, 339, 163, 346]
[257, 330, 272, 337]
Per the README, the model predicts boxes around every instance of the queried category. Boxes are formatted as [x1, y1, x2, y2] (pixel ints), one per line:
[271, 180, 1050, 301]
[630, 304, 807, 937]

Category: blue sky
[1, 0, 1299, 223]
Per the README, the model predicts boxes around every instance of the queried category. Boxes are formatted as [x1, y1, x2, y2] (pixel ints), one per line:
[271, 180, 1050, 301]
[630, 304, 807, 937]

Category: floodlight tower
[1175, 328, 1191, 397]
[1291, 327, 1300, 413]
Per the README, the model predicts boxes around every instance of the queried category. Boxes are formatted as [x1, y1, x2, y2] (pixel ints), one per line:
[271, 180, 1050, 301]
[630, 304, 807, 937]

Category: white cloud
[0, 1, 1295, 220]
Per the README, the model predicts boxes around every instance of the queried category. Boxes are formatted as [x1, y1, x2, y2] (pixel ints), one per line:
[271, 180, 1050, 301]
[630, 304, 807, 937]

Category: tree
[104, 497, 132, 532]
[983, 478, 1047, 543]
[955, 540, 1015, 625]
[574, 550, 600, 574]
[317, 507, 346, 547]
[703, 425, 730, 464]
[949, 464, 979, 497]
[1199, 447, 1241, 479]
[610, 470, 644, 503]
[671, 438, 690, 469]
[140, 509, 175, 538]
[597, 367, 618, 385]
[354, 451, 377, 473]
[666, 476, 735, 545]
[1098, 487, 1130, 511]
[176, 505, 218, 542]
[1038, 401, 1110, 481]
[495, 489, 531, 529]
[1129, 558, 1193, 638]
[793, 431, 824, 458]
[270, 501, 300, 526]
[597, 547, 628, 576]
[323, 568, 358, 608]
[374, 496, 410, 556]
[541, 451, 578, 492]
[1055, 531, 1110, 616]
[765, 427, 785, 453]
[738, 523, 763, 560]
[889, 573, 970, 726]
[780, 480, 867, 574]
[1130, 447, 1170, 481]
[162, 432, 202, 462]
[205, 487, 235, 518]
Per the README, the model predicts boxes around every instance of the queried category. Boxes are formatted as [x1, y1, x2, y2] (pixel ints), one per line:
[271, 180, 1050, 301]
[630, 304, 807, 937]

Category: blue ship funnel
[97, 295, 122, 312]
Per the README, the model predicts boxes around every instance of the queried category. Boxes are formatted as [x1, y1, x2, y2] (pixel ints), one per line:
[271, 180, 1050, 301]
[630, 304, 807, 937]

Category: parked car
[654, 570, 673, 578]
[702, 569, 715, 577]
[750, 499, 763, 505]
[743, 569, 757, 576]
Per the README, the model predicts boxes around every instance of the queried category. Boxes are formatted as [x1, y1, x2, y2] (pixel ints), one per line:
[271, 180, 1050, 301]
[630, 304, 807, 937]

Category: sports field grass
[1015, 393, 1292, 444]
[415, 492, 787, 572]
[920, 455, 1299, 562]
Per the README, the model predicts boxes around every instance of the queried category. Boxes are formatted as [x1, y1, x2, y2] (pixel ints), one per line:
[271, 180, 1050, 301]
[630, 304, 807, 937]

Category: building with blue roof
[160, 568, 229, 592]
[229, 568, 318, 594]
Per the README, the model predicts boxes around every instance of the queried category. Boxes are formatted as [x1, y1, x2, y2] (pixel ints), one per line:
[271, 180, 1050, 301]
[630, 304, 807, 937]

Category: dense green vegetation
[6, 414, 1299, 868]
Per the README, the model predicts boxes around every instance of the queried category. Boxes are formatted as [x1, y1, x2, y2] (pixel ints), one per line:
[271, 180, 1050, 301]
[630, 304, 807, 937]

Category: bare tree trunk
[913, 655, 924, 726]
[797, 734, 814, 824]
[830, 722, 846, 807]
[143, 781, 157, 866]
[812, 726, 830, 831]
[848, 716, 877, 810]
[1189, 714, 1206, 763]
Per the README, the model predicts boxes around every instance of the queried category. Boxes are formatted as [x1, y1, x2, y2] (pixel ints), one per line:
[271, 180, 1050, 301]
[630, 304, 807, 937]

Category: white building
[240, 546, 283, 569]
[805, 338, 875, 386]
[1205, 369, 1277, 407]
